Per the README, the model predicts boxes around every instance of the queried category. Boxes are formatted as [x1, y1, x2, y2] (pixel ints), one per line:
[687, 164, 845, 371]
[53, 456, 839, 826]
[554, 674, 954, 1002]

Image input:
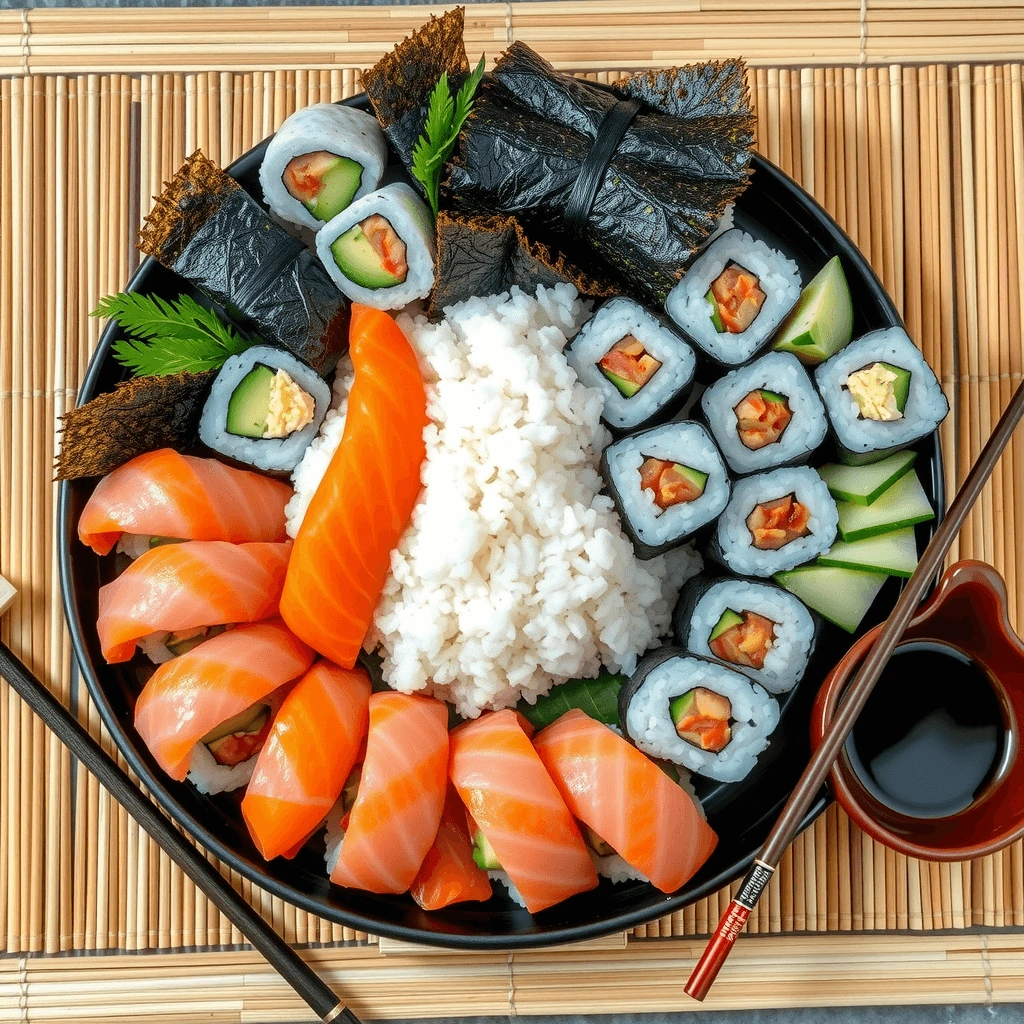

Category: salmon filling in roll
[707, 609, 777, 671]
[746, 493, 812, 550]
[598, 335, 662, 398]
[733, 389, 792, 450]
[706, 263, 766, 334]
[669, 687, 733, 752]
[639, 457, 708, 511]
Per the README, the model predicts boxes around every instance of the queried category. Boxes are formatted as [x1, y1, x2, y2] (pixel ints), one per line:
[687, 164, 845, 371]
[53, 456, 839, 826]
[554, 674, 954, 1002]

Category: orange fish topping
[746, 493, 812, 550]
[709, 611, 777, 670]
[733, 390, 793, 451]
[711, 264, 766, 333]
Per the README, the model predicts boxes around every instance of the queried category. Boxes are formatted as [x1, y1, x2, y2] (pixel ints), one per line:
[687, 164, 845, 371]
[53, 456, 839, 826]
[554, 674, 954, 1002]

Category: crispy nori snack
[55, 371, 214, 480]
[139, 152, 348, 376]
[429, 210, 618, 317]
[364, 13, 755, 305]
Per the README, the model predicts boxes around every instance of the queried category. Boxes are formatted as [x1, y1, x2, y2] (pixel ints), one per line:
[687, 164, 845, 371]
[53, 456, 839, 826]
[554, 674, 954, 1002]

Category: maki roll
[565, 297, 696, 434]
[316, 183, 435, 310]
[673, 574, 820, 695]
[199, 346, 331, 473]
[700, 351, 827, 474]
[259, 104, 388, 232]
[601, 422, 730, 559]
[665, 229, 802, 367]
[619, 649, 780, 783]
[815, 328, 949, 465]
[712, 466, 838, 577]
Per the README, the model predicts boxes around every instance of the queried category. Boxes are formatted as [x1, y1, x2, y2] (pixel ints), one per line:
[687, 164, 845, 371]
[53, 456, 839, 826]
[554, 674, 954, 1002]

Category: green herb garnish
[410, 55, 486, 217]
[92, 292, 254, 377]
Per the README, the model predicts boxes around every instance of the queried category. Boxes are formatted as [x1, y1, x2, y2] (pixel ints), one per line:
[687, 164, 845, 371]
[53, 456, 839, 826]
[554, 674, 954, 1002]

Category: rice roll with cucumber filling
[712, 465, 838, 576]
[673, 574, 819, 694]
[815, 328, 948, 464]
[259, 104, 388, 232]
[665, 229, 802, 367]
[315, 182, 435, 310]
[199, 347, 330, 473]
[701, 351, 827, 474]
[620, 649, 780, 783]
[601, 422, 730, 559]
[565, 298, 696, 433]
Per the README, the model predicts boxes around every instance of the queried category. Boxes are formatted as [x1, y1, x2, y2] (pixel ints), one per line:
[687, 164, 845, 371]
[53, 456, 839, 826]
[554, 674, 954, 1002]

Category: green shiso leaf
[518, 672, 625, 730]
[92, 292, 254, 377]
[410, 55, 486, 217]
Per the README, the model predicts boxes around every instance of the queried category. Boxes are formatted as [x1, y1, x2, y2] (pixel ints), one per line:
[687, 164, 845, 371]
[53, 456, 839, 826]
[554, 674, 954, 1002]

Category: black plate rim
[58, 94, 944, 950]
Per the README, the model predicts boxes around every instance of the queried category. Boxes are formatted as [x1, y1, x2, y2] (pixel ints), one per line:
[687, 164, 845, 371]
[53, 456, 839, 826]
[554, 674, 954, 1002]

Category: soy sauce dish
[59, 10, 946, 947]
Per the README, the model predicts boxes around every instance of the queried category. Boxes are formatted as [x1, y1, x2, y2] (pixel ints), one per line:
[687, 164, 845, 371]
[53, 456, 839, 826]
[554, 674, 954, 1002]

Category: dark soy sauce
[846, 641, 1005, 819]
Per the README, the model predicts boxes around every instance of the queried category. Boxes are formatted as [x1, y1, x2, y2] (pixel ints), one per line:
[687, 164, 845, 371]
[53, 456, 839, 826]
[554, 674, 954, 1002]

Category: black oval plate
[58, 95, 944, 949]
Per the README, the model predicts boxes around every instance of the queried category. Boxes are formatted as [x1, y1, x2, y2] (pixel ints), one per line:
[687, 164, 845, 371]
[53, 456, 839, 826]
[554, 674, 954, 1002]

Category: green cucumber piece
[148, 536, 183, 548]
[201, 703, 269, 745]
[774, 565, 888, 633]
[601, 366, 641, 398]
[676, 464, 709, 493]
[307, 157, 362, 222]
[330, 224, 403, 290]
[835, 471, 934, 542]
[818, 527, 919, 578]
[226, 364, 274, 438]
[518, 672, 624, 730]
[817, 450, 918, 506]
[472, 830, 502, 871]
[705, 290, 726, 333]
[759, 389, 788, 405]
[772, 255, 854, 365]
[708, 608, 743, 643]
[668, 690, 696, 728]
[879, 361, 911, 413]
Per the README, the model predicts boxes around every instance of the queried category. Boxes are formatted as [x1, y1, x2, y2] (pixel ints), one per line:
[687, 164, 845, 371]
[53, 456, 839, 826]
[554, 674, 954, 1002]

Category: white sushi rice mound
[626, 654, 780, 783]
[287, 285, 702, 718]
[323, 801, 345, 876]
[489, 870, 525, 908]
[187, 741, 258, 796]
[592, 851, 648, 885]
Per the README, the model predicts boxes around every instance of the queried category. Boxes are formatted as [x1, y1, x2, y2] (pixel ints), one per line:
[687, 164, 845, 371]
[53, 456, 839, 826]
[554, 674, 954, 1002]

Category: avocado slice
[306, 157, 362, 222]
[583, 825, 615, 858]
[879, 362, 911, 413]
[601, 366, 641, 398]
[772, 255, 854, 365]
[668, 690, 696, 729]
[331, 224, 404, 290]
[472, 830, 502, 871]
[759, 389, 788, 405]
[226, 364, 274, 438]
[166, 624, 225, 658]
[708, 608, 744, 644]
[201, 703, 269, 746]
[705, 290, 726, 333]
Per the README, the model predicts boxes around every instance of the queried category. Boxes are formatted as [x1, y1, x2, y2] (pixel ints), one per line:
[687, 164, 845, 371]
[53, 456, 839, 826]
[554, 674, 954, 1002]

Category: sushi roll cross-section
[565, 297, 696, 433]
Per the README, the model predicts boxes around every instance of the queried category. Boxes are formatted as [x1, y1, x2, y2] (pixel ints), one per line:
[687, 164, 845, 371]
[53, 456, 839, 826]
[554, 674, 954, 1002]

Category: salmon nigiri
[534, 709, 718, 894]
[449, 709, 598, 914]
[97, 540, 290, 663]
[410, 786, 492, 912]
[78, 449, 293, 556]
[281, 304, 427, 667]
[134, 620, 314, 786]
[330, 692, 448, 894]
[242, 661, 371, 861]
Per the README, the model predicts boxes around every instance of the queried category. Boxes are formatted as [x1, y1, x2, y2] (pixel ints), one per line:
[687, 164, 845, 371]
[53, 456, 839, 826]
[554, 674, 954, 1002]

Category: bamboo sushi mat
[3, 1, 1024, 1017]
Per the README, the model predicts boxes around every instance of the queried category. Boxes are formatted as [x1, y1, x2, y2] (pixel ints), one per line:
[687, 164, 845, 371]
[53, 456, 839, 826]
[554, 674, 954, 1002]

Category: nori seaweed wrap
[56, 371, 214, 480]
[364, 9, 756, 305]
[139, 152, 349, 377]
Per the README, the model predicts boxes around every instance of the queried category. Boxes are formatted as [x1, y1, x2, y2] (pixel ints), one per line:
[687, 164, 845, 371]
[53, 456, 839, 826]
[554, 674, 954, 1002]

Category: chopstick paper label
[735, 861, 775, 911]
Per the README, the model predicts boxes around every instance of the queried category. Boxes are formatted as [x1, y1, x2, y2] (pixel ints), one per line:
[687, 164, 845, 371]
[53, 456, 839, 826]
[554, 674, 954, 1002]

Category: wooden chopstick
[0, 636, 357, 1024]
[686, 374, 1024, 1001]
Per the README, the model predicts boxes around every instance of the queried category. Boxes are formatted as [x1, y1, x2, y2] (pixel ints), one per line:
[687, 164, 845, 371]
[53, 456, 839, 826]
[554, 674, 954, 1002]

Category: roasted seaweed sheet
[56, 371, 214, 480]
[138, 152, 348, 376]
[429, 210, 618, 317]
[364, 10, 755, 305]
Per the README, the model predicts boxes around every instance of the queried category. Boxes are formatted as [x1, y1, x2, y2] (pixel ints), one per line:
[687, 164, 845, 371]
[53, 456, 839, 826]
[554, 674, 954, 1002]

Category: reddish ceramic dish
[812, 560, 1024, 861]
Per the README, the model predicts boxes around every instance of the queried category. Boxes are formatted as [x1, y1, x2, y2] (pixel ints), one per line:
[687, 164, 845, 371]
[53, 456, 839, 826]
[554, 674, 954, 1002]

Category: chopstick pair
[686, 375, 1024, 1000]
[0, 636, 357, 1024]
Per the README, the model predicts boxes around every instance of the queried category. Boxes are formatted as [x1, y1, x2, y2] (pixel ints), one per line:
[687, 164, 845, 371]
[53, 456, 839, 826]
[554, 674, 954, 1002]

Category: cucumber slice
[759, 389, 788, 405]
[676, 464, 709, 493]
[772, 255, 854, 365]
[201, 703, 269, 745]
[818, 527, 919, 578]
[836, 471, 934, 542]
[308, 157, 362, 222]
[708, 608, 743, 643]
[601, 366, 640, 398]
[330, 224, 403, 290]
[775, 565, 888, 633]
[472, 830, 502, 871]
[668, 690, 696, 727]
[226, 364, 274, 438]
[817, 450, 918, 506]
[705, 290, 726, 333]
[879, 361, 911, 413]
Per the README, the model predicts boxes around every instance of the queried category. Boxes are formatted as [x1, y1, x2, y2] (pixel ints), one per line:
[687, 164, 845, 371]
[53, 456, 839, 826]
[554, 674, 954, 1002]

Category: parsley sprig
[92, 292, 254, 377]
[411, 55, 486, 217]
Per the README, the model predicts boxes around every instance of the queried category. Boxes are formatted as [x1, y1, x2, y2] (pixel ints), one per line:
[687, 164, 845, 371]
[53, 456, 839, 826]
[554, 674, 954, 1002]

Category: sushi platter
[54, 9, 951, 951]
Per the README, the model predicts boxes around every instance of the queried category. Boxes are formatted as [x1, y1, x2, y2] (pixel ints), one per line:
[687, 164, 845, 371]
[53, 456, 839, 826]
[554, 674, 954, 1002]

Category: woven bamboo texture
[1, 4, 1024, 1015]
